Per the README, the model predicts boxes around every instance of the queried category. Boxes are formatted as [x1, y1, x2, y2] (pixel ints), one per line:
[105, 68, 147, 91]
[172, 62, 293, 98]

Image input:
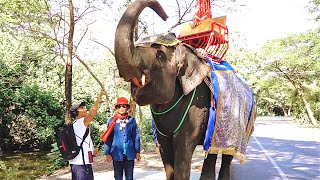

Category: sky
[151, 0, 318, 47]
[75, 0, 318, 59]
[228, 0, 317, 46]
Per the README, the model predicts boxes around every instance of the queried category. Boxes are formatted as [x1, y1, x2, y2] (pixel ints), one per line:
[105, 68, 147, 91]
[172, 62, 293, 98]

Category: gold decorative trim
[207, 147, 247, 164]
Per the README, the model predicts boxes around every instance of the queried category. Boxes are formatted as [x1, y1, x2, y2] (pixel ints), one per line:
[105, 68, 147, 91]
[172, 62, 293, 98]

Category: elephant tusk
[141, 74, 146, 86]
[132, 74, 148, 89]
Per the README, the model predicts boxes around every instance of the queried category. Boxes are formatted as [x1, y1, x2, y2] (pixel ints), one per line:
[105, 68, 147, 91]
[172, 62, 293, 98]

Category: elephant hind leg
[200, 154, 217, 180]
[217, 155, 233, 180]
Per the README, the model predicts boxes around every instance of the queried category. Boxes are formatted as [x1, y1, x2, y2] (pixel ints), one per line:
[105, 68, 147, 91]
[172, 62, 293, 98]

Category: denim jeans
[70, 164, 94, 180]
[113, 156, 134, 180]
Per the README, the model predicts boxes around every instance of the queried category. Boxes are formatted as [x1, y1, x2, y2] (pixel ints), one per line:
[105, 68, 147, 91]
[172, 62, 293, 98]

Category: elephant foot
[217, 155, 233, 180]
[217, 169, 231, 180]
[200, 154, 217, 180]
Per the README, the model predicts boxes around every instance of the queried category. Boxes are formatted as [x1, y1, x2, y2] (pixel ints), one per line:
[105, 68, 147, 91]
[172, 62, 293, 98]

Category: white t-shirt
[69, 117, 94, 165]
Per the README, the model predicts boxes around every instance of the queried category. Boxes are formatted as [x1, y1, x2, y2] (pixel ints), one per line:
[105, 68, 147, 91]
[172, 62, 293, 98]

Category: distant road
[231, 116, 320, 180]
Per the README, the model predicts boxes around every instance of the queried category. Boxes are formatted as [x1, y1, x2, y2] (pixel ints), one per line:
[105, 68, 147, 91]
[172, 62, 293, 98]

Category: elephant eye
[156, 50, 167, 62]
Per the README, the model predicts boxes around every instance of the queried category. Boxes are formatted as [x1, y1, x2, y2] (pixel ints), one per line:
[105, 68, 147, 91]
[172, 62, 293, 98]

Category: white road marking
[253, 136, 289, 180]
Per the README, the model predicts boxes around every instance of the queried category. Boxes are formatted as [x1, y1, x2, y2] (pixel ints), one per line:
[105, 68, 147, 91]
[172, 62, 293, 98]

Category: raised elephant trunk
[114, 0, 168, 81]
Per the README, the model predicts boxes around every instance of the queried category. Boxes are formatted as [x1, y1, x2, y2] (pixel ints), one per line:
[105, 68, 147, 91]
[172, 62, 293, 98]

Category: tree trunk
[288, 106, 291, 117]
[138, 105, 143, 129]
[278, 66, 319, 126]
[296, 85, 319, 126]
[65, 0, 75, 124]
[128, 96, 137, 117]
[267, 104, 272, 115]
[281, 107, 288, 116]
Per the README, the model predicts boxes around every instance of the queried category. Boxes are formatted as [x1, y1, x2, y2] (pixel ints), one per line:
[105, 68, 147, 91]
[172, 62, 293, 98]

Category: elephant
[114, 0, 256, 179]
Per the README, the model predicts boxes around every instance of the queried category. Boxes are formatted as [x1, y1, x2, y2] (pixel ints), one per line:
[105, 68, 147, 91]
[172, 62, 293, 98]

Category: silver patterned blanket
[204, 60, 256, 164]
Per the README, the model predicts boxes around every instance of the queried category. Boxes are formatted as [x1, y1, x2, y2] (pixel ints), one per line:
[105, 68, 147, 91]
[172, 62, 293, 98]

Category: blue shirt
[104, 116, 140, 161]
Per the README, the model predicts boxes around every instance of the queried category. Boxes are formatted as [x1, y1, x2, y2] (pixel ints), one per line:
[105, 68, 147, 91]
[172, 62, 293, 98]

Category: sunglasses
[116, 105, 129, 109]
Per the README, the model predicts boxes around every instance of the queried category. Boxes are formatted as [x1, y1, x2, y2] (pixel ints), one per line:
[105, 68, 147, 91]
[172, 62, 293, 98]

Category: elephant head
[115, 0, 210, 106]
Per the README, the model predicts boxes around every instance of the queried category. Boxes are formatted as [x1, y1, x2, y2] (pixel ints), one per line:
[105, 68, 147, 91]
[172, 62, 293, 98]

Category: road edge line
[253, 136, 289, 180]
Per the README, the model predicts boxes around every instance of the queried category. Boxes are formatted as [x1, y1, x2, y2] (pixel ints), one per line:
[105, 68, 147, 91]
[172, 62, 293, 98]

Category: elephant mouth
[131, 69, 152, 92]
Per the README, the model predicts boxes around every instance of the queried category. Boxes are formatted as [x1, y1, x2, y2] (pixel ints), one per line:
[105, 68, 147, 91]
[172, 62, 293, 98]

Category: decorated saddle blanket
[204, 59, 256, 164]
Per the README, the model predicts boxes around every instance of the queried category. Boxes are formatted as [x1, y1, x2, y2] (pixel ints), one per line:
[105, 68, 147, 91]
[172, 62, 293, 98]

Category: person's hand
[106, 154, 113, 163]
[136, 153, 141, 162]
[93, 148, 99, 156]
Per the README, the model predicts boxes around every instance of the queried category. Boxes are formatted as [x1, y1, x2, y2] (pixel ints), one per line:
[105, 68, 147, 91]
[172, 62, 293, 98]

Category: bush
[9, 114, 39, 149]
[0, 160, 19, 180]
[0, 161, 5, 171]
[89, 122, 104, 150]
[140, 119, 155, 147]
[12, 85, 64, 148]
[47, 143, 68, 171]
[0, 84, 64, 152]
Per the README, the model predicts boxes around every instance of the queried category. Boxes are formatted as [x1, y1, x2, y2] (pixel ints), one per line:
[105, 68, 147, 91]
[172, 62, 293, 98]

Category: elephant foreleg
[158, 140, 174, 180]
[217, 155, 233, 180]
[173, 145, 194, 180]
[200, 154, 217, 180]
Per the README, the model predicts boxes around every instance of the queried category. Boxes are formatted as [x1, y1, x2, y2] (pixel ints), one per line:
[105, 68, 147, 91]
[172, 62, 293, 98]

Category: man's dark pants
[113, 156, 134, 180]
[70, 164, 94, 180]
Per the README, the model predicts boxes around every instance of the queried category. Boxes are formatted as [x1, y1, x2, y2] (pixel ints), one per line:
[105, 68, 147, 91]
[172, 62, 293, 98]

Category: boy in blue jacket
[104, 97, 141, 180]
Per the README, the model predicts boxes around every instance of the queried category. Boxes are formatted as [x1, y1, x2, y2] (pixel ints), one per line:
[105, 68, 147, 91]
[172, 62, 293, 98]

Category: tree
[64, 0, 75, 123]
[259, 30, 320, 125]
[309, 0, 320, 22]
[48, 0, 118, 123]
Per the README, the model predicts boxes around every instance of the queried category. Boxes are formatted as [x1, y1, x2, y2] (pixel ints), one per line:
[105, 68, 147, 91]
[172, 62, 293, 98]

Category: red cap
[115, 97, 130, 108]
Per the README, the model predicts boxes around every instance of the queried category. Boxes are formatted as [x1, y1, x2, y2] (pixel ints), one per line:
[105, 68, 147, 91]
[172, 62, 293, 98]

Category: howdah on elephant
[114, 0, 256, 179]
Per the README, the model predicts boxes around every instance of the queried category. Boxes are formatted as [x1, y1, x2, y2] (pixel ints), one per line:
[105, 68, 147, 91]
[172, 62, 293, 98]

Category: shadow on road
[231, 136, 320, 180]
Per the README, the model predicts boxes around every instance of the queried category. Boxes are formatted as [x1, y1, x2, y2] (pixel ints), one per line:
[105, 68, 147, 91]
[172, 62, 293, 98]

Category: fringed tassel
[207, 147, 247, 164]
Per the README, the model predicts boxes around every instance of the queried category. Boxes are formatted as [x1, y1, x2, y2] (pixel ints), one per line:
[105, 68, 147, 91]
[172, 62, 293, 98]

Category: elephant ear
[177, 44, 211, 95]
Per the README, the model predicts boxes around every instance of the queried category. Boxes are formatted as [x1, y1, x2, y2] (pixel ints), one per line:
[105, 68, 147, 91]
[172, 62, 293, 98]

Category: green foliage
[0, 84, 64, 151]
[0, 161, 5, 171]
[90, 123, 105, 150]
[308, 0, 320, 22]
[47, 143, 68, 171]
[0, 0, 154, 178]
[140, 118, 155, 146]
[0, 160, 19, 180]
[0, 28, 65, 151]
[0, 34, 30, 89]
[12, 85, 64, 148]
[226, 28, 320, 125]
[8, 114, 39, 149]
[0, 0, 57, 41]
[256, 29, 320, 124]
[0, 0, 66, 152]
[0, 0, 63, 92]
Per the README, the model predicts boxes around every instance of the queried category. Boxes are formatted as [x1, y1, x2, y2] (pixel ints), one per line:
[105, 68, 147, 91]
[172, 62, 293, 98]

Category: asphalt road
[44, 117, 320, 180]
[231, 117, 320, 180]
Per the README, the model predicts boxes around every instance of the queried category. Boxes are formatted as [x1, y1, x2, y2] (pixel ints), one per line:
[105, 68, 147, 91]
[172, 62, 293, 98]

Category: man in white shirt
[69, 91, 104, 180]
